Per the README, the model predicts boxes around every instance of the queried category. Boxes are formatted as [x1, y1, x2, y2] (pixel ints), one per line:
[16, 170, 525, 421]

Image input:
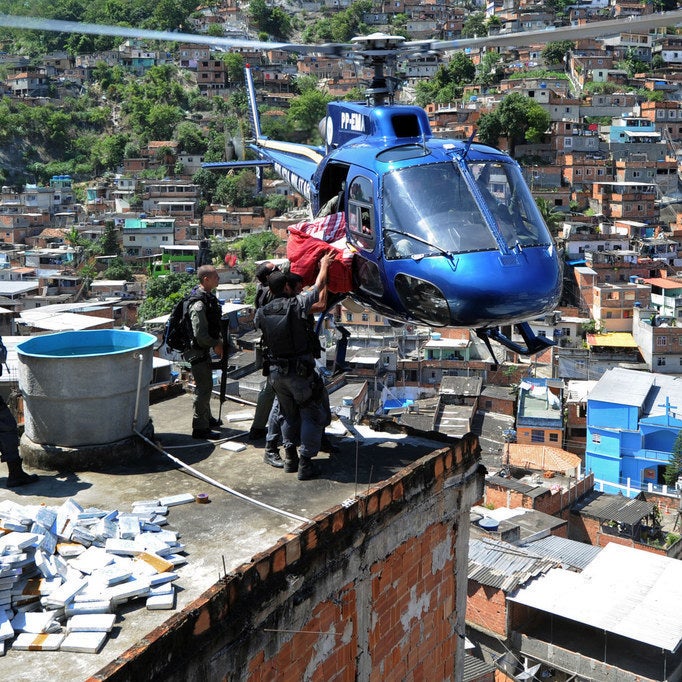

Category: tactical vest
[259, 296, 311, 359]
[188, 287, 222, 345]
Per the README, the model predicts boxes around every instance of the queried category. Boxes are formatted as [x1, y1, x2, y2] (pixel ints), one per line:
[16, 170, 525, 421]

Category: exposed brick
[365, 492, 379, 516]
[192, 606, 211, 637]
[331, 507, 345, 533]
[272, 546, 286, 574]
[255, 556, 270, 583]
[284, 536, 300, 566]
[379, 487, 393, 511]
[301, 524, 318, 552]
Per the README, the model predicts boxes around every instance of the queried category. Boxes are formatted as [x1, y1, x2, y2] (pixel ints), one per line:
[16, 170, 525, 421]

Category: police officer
[2, 394, 37, 488]
[184, 265, 224, 439]
[248, 261, 279, 442]
[255, 251, 335, 480]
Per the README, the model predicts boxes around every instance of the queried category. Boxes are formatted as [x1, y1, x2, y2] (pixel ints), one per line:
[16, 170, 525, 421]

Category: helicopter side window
[348, 177, 375, 251]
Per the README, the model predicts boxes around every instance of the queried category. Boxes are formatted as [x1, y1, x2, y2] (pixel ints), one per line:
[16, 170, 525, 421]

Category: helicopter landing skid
[476, 322, 555, 366]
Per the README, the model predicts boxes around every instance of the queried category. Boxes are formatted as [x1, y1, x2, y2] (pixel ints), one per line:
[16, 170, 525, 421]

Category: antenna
[462, 130, 476, 160]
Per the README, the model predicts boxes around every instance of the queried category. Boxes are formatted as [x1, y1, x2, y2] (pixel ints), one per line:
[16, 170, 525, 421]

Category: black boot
[7, 460, 38, 488]
[263, 445, 284, 468]
[283, 446, 299, 473]
[297, 457, 318, 481]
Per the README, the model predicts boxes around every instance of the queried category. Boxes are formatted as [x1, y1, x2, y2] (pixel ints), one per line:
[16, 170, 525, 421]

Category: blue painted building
[585, 367, 682, 494]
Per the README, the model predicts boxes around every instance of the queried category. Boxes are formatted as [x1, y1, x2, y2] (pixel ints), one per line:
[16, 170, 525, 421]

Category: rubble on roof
[0, 495, 191, 656]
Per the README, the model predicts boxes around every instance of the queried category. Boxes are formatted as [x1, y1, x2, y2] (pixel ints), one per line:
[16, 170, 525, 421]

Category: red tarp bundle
[286, 213, 353, 293]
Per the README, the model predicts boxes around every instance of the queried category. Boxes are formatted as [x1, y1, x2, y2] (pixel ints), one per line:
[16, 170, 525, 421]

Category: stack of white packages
[0, 493, 194, 655]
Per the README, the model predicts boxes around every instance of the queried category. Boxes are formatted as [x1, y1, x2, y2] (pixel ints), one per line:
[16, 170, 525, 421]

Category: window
[657, 336, 668, 347]
[345, 313, 353, 322]
[348, 176, 375, 251]
[562, 327, 571, 337]
[531, 430, 544, 443]
[658, 357, 667, 366]
[484, 400, 492, 409]
[129, 236, 135, 242]
[549, 433, 559, 443]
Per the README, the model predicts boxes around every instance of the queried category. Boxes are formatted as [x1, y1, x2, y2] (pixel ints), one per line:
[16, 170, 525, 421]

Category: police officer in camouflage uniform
[254, 252, 335, 480]
[184, 265, 224, 439]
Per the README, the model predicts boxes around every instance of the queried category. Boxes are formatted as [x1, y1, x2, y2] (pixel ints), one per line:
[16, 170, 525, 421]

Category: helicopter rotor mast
[351, 33, 407, 106]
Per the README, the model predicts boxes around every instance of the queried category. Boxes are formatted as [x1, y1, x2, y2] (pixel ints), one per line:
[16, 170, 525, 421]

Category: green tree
[100, 221, 121, 256]
[541, 41, 574, 66]
[476, 111, 503, 148]
[139, 271, 196, 321]
[477, 51, 504, 86]
[249, 0, 292, 40]
[147, 103, 184, 140]
[287, 89, 332, 142]
[65, 227, 85, 248]
[664, 431, 682, 486]
[215, 170, 257, 207]
[535, 197, 563, 237]
[175, 121, 207, 154]
[236, 231, 282, 261]
[221, 52, 246, 86]
[264, 194, 292, 214]
[104, 258, 133, 281]
[462, 12, 487, 38]
[496, 92, 550, 157]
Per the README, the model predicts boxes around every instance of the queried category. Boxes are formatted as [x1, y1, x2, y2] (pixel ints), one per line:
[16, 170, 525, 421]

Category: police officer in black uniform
[184, 265, 224, 439]
[255, 252, 335, 480]
[1, 393, 37, 488]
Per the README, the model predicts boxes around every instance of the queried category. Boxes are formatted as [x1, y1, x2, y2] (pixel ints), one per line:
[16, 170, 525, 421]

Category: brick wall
[90, 435, 484, 682]
[486, 473, 594, 517]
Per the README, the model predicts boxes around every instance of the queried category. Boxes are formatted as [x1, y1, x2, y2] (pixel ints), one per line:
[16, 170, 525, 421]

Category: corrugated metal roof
[486, 474, 538, 494]
[588, 366, 653, 407]
[463, 654, 494, 681]
[508, 543, 682, 652]
[577, 491, 653, 525]
[521, 535, 602, 571]
[468, 538, 557, 592]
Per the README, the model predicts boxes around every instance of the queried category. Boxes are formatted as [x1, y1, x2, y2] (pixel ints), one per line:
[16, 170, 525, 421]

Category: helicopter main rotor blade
[414, 8, 682, 54]
[0, 14, 350, 54]
[2, 10, 682, 56]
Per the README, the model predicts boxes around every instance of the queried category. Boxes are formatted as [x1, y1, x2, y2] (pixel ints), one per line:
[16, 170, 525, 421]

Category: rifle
[216, 316, 230, 423]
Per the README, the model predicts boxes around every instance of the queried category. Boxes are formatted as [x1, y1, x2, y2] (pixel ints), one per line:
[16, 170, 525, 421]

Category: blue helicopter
[3, 11, 682, 356]
[209, 43, 561, 358]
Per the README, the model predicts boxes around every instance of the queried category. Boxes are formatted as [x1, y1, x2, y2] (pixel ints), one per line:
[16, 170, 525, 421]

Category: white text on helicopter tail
[340, 112, 365, 133]
[274, 162, 311, 200]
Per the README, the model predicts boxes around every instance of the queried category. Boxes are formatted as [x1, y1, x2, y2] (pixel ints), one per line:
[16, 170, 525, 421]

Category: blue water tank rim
[17, 329, 156, 358]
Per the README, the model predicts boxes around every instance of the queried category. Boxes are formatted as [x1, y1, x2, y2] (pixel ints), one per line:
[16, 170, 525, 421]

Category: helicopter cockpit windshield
[466, 160, 553, 250]
[382, 160, 552, 259]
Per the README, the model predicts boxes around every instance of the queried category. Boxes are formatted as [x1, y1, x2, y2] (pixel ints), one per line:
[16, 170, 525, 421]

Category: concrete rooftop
[0, 388, 447, 681]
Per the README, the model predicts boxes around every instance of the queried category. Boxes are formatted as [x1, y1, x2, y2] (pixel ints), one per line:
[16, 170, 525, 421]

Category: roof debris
[0, 494, 192, 655]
